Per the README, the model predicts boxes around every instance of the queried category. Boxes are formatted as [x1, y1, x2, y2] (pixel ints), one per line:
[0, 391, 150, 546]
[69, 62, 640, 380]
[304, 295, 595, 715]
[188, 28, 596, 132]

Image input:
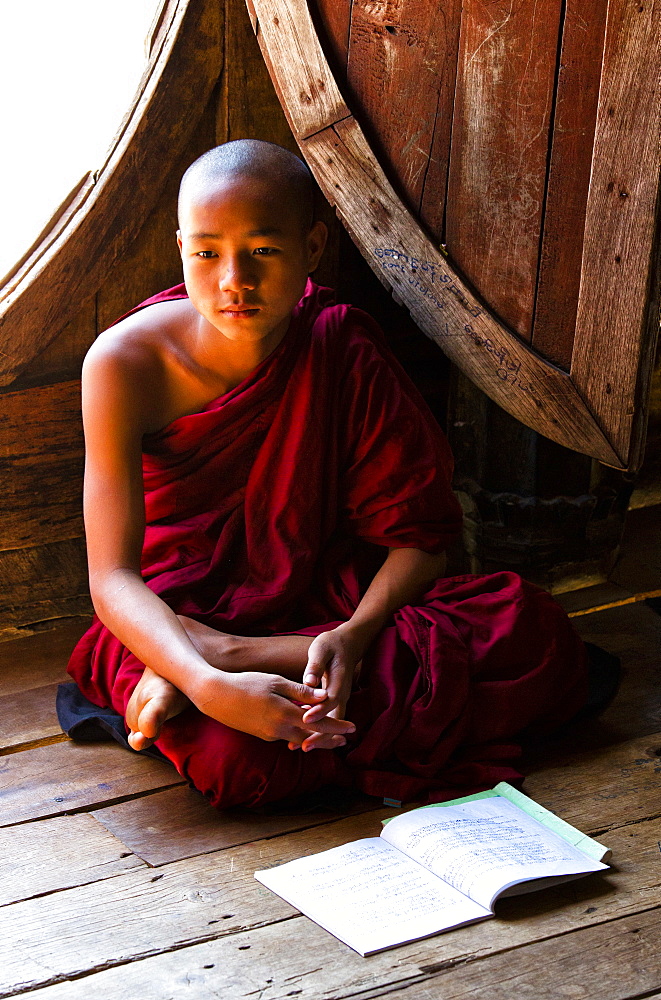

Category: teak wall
[0, 0, 652, 631]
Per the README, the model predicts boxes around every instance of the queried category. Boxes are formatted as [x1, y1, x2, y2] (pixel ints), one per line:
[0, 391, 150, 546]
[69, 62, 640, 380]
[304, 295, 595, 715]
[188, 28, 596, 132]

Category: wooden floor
[2, 510, 661, 998]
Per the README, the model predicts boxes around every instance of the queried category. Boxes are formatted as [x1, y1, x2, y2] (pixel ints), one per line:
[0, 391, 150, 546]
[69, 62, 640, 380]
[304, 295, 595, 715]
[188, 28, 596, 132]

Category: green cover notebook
[256, 784, 610, 956]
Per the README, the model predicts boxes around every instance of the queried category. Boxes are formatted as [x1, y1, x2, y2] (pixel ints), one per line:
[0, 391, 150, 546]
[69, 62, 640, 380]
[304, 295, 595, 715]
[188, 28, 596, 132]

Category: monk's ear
[176, 230, 183, 256]
[306, 220, 328, 274]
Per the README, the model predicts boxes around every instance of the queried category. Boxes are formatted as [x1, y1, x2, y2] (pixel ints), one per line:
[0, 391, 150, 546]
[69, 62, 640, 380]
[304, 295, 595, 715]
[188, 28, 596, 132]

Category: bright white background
[0, 0, 161, 281]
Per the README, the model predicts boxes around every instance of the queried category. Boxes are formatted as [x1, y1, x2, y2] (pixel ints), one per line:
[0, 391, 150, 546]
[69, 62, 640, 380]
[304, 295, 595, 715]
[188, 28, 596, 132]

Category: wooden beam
[302, 117, 621, 465]
[249, 0, 348, 138]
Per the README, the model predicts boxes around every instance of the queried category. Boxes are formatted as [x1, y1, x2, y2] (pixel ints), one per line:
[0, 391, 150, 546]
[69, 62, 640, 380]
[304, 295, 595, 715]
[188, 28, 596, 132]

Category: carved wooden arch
[0, 0, 222, 387]
[247, 0, 661, 470]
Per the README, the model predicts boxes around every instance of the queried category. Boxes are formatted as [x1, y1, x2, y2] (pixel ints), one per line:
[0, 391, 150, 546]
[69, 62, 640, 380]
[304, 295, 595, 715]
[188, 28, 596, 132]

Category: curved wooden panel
[249, 0, 661, 470]
[0, 0, 223, 387]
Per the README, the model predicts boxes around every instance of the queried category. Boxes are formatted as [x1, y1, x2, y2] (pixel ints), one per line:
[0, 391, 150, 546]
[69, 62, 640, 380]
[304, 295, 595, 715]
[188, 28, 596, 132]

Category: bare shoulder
[82, 298, 198, 434]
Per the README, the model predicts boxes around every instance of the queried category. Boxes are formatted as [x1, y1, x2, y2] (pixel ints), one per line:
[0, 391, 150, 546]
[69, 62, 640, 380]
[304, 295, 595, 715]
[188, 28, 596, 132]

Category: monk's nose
[220, 255, 257, 291]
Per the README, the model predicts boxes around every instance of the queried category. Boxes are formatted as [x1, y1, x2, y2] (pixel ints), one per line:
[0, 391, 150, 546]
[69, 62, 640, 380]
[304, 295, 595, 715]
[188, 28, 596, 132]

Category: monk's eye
[195, 250, 218, 258]
[253, 247, 278, 256]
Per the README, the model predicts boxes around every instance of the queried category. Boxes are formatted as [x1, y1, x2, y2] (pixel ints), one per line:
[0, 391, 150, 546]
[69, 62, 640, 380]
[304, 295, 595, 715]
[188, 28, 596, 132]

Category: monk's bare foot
[125, 666, 190, 751]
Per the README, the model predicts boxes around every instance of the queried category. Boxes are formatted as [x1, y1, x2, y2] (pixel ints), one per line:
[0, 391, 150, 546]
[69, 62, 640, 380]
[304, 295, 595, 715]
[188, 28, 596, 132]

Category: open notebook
[255, 782, 610, 956]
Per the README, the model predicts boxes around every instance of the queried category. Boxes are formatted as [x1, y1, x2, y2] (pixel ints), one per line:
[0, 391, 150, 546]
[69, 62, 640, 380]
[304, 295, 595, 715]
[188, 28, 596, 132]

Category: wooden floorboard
[0, 617, 89, 696]
[523, 732, 661, 834]
[0, 813, 145, 906]
[0, 740, 184, 826]
[0, 683, 64, 749]
[559, 601, 661, 746]
[611, 504, 661, 594]
[1, 808, 659, 997]
[92, 784, 380, 866]
[2, 538, 661, 999]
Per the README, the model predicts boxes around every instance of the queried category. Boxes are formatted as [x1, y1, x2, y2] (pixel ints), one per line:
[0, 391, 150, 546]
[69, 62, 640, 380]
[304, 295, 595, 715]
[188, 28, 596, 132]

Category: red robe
[68, 281, 587, 806]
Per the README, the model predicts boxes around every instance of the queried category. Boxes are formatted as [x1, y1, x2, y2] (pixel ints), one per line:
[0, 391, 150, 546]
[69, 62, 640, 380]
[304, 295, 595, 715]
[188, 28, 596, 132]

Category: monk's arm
[301, 546, 446, 735]
[81, 340, 348, 744]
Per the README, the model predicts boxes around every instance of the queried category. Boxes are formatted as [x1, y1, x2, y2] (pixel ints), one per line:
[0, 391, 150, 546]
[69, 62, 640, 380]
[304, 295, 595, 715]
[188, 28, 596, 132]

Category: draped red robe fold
[68, 281, 588, 806]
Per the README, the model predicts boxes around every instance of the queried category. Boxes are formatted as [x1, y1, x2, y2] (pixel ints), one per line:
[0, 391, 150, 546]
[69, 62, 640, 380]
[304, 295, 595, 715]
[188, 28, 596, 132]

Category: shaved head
[178, 140, 315, 231]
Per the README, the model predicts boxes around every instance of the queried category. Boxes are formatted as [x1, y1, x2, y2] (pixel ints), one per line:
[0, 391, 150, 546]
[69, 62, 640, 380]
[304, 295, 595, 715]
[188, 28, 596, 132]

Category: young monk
[67, 139, 589, 808]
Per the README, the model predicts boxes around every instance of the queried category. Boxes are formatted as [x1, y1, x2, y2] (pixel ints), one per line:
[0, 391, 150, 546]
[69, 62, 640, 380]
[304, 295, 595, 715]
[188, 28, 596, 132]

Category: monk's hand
[194, 670, 355, 745]
[294, 626, 363, 751]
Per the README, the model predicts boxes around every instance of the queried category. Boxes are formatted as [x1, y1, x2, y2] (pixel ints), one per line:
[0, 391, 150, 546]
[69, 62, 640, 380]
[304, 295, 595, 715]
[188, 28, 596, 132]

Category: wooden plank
[0, 740, 184, 826]
[0, 0, 223, 385]
[524, 732, 661, 835]
[570, 602, 661, 744]
[311, 0, 351, 76]
[8, 296, 96, 391]
[445, 0, 564, 339]
[570, 0, 661, 465]
[301, 117, 620, 465]
[221, 0, 298, 153]
[7, 812, 661, 997]
[347, 0, 461, 228]
[0, 618, 91, 694]
[0, 684, 63, 750]
[92, 784, 378, 866]
[250, 0, 349, 139]
[0, 382, 83, 551]
[0, 593, 93, 633]
[0, 813, 145, 907]
[0, 538, 89, 619]
[383, 909, 661, 999]
[531, 0, 609, 369]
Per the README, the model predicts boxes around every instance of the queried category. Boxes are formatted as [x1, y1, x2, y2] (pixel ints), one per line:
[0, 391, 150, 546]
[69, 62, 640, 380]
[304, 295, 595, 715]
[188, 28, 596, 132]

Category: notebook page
[380, 797, 608, 911]
[255, 837, 491, 956]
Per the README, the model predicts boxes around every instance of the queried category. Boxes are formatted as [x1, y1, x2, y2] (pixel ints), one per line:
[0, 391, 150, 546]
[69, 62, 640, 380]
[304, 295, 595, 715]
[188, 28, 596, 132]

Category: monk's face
[177, 175, 326, 350]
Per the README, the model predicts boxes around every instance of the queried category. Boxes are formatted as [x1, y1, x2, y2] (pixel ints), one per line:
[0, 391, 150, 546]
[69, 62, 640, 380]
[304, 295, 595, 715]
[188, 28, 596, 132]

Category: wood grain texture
[0, 382, 83, 551]
[571, 0, 661, 465]
[8, 297, 96, 391]
[0, 0, 223, 385]
[0, 539, 89, 619]
[311, 0, 351, 76]
[0, 684, 64, 751]
[531, 0, 609, 368]
[347, 0, 461, 226]
[0, 812, 386, 993]
[10, 814, 661, 999]
[0, 813, 144, 907]
[571, 601, 661, 743]
[220, 0, 298, 152]
[0, 740, 183, 826]
[0, 618, 90, 694]
[301, 117, 620, 464]
[524, 732, 661, 834]
[250, 0, 349, 139]
[92, 783, 378, 866]
[380, 910, 661, 1000]
[445, 0, 564, 339]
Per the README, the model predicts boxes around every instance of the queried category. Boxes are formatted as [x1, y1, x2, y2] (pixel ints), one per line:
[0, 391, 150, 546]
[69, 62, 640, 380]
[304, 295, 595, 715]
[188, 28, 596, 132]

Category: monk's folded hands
[193, 669, 356, 744]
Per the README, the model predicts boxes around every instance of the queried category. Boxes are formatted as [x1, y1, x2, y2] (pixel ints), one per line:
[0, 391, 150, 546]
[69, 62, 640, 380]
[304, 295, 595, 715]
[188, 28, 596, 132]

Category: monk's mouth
[221, 308, 260, 318]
